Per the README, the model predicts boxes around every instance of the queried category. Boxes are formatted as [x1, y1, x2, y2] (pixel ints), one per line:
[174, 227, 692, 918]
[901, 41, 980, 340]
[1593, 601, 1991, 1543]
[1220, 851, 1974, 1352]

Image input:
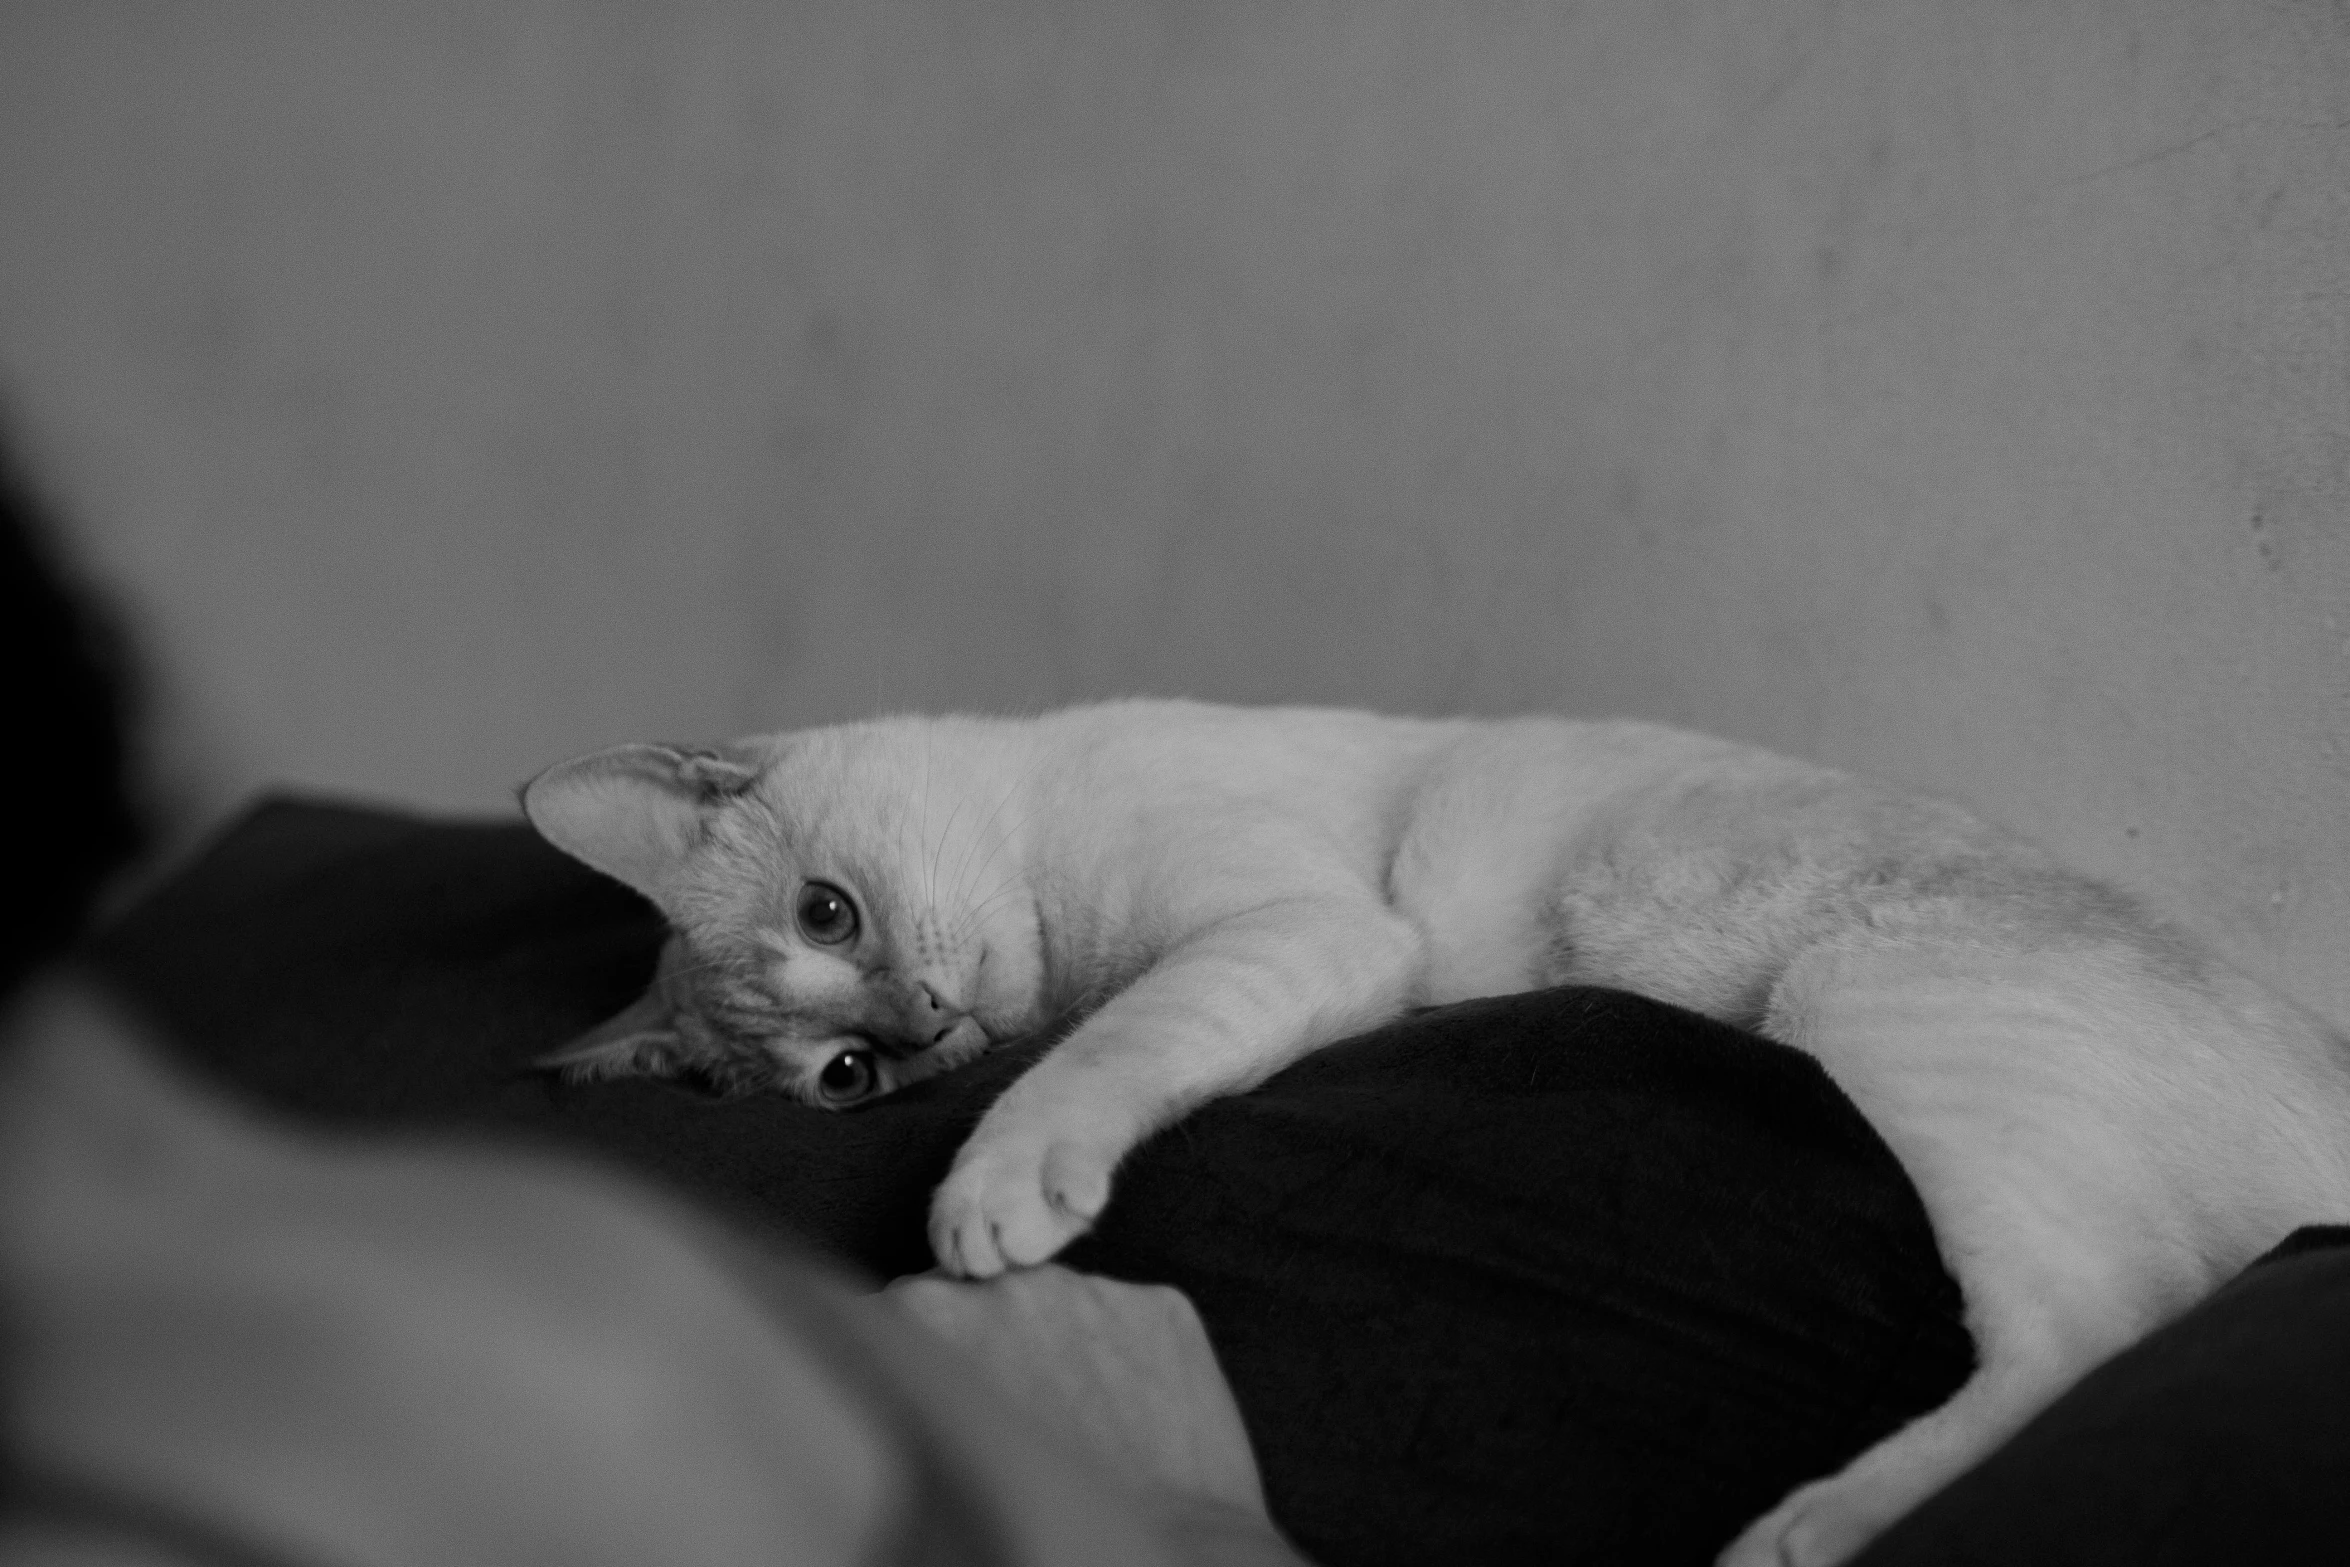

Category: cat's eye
[816, 1048, 878, 1106]
[795, 880, 859, 946]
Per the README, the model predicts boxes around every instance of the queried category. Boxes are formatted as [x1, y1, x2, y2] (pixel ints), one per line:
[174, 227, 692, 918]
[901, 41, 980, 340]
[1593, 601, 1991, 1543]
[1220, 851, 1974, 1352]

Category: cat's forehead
[747, 733, 950, 855]
[762, 725, 947, 807]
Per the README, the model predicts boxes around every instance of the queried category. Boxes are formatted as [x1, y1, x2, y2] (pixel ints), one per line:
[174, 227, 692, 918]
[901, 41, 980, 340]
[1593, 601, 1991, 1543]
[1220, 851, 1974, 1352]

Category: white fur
[524, 700, 2350, 1567]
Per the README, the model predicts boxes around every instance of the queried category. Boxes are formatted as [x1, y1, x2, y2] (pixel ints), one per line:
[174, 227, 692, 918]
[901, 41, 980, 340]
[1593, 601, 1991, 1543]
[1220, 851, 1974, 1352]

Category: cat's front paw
[928, 1133, 1120, 1278]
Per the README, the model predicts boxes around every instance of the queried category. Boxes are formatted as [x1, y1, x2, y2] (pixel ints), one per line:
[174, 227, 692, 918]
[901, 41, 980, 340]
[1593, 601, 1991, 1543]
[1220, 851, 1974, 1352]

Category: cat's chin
[941, 1016, 994, 1058]
[893, 1018, 997, 1087]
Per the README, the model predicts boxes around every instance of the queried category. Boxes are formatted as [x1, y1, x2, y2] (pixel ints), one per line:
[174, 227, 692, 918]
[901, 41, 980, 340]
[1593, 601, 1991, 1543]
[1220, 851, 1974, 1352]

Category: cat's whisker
[917, 735, 936, 907]
[952, 833, 1082, 918]
[946, 846, 1084, 946]
[947, 766, 1032, 890]
[956, 848, 1068, 918]
[928, 794, 968, 916]
[943, 786, 1063, 923]
[943, 750, 1053, 913]
[662, 953, 750, 986]
[652, 946, 728, 977]
[948, 888, 1028, 944]
[947, 835, 1015, 929]
[940, 801, 995, 921]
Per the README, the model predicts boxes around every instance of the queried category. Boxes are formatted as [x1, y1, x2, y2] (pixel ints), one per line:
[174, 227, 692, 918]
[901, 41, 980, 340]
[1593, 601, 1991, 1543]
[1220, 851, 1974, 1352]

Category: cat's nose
[910, 979, 967, 1045]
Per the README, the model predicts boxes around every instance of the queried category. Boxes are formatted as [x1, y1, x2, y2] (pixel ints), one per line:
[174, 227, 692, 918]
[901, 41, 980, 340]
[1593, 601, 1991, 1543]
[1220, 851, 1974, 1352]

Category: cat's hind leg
[930, 897, 1425, 1278]
[1717, 1344, 2082, 1567]
[1718, 932, 2323, 1567]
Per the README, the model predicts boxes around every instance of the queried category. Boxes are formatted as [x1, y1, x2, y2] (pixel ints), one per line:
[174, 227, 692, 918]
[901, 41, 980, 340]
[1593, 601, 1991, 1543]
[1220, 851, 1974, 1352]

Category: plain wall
[3, 2, 2346, 1019]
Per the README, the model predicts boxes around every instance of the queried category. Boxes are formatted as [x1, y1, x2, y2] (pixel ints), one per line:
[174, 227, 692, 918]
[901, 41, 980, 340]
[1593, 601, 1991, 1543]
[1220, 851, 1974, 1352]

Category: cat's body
[524, 700, 2350, 1567]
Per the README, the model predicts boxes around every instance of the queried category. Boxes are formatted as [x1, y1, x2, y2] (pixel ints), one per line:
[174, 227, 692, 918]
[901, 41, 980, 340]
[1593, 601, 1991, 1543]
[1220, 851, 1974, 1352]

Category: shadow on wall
[0, 0, 2345, 1018]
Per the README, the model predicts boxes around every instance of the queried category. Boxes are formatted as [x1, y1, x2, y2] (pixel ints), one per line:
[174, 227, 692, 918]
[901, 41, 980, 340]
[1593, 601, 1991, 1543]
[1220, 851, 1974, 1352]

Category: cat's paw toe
[1040, 1142, 1113, 1221]
[1716, 1477, 1904, 1567]
[924, 1186, 992, 1279]
[928, 1138, 1116, 1278]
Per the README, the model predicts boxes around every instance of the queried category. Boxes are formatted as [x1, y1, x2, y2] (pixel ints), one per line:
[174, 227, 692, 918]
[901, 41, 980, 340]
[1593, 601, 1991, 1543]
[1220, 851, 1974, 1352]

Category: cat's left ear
[536, 986, 683, 1081]
[520, 742, 759, 910]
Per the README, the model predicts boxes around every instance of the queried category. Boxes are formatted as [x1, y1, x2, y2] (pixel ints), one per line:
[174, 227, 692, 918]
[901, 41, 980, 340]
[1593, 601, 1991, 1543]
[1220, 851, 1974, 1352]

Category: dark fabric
[88, 797, 1987, 1567]
[1059, 988, 1977, 1567]
[1850, 1224, 2350, 1567]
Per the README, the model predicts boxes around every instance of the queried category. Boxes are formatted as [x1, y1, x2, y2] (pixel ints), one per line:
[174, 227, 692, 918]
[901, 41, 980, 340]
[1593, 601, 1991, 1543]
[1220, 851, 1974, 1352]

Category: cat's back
[1035, 699, 1458, 794]
[1009, 701, 1743, 842]
[1024, 700, 1494, 826]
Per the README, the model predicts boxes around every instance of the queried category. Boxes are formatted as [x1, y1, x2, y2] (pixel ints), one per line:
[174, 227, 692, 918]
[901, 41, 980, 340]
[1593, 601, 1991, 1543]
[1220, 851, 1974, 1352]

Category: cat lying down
[523, 700, 2350, 1567]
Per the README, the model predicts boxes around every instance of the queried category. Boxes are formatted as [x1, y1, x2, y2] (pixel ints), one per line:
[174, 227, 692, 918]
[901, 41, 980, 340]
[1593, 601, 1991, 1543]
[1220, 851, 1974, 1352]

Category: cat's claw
[928, 1136, 1117, 1278]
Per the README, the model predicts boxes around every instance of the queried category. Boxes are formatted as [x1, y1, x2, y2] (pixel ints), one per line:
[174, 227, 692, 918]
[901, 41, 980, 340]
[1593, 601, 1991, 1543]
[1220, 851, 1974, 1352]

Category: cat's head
[519, 727, 1046, 1107]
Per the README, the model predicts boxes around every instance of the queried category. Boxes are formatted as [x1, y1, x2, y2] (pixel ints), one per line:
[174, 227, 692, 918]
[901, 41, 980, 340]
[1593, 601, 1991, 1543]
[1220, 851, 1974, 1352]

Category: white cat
[523, 700, 2350, 1567]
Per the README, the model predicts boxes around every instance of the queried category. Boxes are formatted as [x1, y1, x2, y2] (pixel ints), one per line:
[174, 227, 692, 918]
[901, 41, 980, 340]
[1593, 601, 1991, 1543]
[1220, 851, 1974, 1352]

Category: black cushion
[90, 797, 1992, 1566]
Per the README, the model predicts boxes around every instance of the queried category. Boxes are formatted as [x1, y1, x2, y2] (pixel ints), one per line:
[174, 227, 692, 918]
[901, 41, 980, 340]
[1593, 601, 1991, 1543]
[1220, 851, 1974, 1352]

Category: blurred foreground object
[0, 978, 1302, 1567]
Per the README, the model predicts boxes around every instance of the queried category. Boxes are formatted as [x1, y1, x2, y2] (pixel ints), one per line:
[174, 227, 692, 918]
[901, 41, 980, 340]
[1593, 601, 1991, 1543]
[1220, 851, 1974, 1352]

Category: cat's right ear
[535, 986, 683, 1081]
[520, 743, 758, 909]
